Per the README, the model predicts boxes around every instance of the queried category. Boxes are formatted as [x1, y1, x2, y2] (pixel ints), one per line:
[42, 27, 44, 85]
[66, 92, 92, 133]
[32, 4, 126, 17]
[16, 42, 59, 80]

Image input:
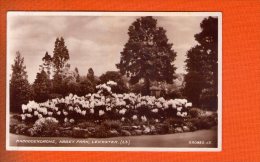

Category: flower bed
[11, 81, 217, 138]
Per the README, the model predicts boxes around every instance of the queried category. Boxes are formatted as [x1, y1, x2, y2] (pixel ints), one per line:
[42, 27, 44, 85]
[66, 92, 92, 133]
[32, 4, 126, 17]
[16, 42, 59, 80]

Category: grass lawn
[9, 126, 217, 148]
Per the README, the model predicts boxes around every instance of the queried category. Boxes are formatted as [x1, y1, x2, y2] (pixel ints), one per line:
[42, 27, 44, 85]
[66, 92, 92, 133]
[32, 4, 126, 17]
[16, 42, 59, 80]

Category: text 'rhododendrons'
[20, 81, 192, 123]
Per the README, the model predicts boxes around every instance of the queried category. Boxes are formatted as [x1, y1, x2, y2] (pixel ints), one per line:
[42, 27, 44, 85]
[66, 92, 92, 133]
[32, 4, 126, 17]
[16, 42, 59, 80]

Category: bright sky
[8, 14, 206, 83]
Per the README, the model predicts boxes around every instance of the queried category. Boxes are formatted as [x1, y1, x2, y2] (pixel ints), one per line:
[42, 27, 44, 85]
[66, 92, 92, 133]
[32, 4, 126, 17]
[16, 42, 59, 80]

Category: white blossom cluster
[20, 81, 192, 123]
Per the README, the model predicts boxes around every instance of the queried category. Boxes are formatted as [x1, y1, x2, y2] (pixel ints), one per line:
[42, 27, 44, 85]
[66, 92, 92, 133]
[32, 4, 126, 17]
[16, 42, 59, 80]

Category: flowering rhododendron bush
[21, 81, 192, 124]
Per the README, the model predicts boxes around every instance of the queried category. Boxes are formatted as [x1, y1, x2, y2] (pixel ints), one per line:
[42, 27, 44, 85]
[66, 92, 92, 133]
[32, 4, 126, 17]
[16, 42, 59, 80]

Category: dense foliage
[184, 17, 218, 110]
[99, 71, 129, 93]
[10, 52, 32, 112]
[20, 81, 192, 124]
[117, 16, 177, 95]
[33, 70, 51, 102]
[11, 81, 217, 138]
[10, 16, 218, 121]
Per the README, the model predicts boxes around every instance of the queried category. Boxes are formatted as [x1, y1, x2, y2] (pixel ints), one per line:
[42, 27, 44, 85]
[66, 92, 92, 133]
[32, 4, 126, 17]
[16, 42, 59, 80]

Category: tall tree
[86, 67, 98, 92]
[74, 67, 80, 82]
[10, 51, 32, 112]
[40, 51, 52, 78]
[116, 16, 177, 95]
[33, 70, 51, 102]
[52, 37, 69, 74]
[52, 37, 70, 95]
[184, 17, 218, 109]
[195, 16, 218, 109]
[184, 45, 207, 106]
[87, 68, 95, 82]
[60, 65, 79, 95]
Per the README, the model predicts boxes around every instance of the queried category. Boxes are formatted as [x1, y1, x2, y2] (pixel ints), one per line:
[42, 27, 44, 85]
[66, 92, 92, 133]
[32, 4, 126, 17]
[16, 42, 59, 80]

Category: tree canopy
[52, 37, 69, 73]
[184, 17, 218, 109]
[40, 51, 52, 78]
[52, 37, 70, 95]
[33, 70, 51, 102]
[87, 68, 95, 82]
[10, 51, 32, 112]
[117, 16, 177, 95]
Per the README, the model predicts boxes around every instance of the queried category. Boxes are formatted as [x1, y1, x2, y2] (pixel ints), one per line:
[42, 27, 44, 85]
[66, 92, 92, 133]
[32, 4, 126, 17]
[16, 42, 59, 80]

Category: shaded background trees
[184, 17, 218, 110]
[117, 16, 177, 95]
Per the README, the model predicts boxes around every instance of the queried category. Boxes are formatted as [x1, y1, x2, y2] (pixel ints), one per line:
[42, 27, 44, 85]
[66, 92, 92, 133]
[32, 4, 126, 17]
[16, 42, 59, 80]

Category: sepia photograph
[6, 12, 222, 151]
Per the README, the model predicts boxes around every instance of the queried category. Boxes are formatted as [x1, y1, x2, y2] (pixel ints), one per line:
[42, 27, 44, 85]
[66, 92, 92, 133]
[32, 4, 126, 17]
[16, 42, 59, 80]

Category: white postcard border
[6, 11, 222, 152]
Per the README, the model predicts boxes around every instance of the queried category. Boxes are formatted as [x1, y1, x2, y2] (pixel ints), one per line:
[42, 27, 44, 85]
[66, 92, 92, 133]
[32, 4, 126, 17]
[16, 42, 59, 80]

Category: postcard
[6, 12, 222, 151]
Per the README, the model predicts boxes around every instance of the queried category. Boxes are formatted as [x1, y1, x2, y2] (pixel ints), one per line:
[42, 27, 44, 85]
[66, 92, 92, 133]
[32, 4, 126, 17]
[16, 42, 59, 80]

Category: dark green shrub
[184, 121, 197, 131]
[108, 129, 120, 137]
[155, 123, 170, 134]
[12, 123, 31, 135]
[136, 106, 152, 118]
[72, 127, 89, 138]
[77, 121, 96, 129]
[164, 117, 184, 127]
[165, 89, 183, 99]
[92, 125, 110, 138]
[189, 116, 217, 130]
[189, 108, 202, 118]
[121, 130, 131, 136]
[102, 120, 122, 130]
[12, 114, 22, 121]
[59, 129, 73, 137]
[10, 115, 21, 132]
[160, 124, 170, 134]
[28, 117, 59, 137]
